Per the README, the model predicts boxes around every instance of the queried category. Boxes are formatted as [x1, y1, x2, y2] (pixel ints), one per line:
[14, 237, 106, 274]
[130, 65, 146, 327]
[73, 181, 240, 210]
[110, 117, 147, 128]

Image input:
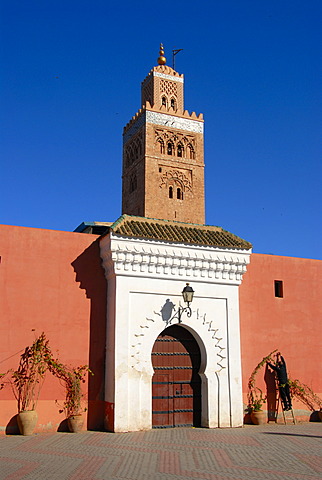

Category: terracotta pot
[318, 410, 322, 422]
[67, 414, 84, 433]
[17, 410, 38, 435]
[250, 410, 266, 425]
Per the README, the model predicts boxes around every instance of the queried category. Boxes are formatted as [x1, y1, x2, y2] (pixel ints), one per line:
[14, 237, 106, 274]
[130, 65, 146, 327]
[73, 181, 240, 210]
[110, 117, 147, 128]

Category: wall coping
[100, 233, 251, 284]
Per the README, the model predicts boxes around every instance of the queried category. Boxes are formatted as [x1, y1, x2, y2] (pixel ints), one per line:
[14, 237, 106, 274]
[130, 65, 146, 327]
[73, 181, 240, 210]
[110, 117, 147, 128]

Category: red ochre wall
[1, 226, 320, 432]
[0, 225, 107, 434]
[239, 253, 322, 422]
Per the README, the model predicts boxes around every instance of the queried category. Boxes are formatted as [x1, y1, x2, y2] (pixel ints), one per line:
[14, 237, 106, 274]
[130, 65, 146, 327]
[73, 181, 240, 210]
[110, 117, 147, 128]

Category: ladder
[276, 390, 296, 424]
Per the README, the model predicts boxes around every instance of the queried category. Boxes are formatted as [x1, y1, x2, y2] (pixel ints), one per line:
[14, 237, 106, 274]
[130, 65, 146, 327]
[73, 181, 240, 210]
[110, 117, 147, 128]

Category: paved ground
[0, 423, 321, 480]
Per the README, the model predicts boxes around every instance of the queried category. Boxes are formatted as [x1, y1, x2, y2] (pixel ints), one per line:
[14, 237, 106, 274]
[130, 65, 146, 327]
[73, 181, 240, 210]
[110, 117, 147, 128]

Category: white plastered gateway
[100, 232, 251, 432]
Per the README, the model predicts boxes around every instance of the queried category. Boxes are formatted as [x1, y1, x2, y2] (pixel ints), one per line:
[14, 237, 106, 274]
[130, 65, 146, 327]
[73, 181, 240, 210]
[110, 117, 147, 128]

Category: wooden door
[152, 325, 201, 428]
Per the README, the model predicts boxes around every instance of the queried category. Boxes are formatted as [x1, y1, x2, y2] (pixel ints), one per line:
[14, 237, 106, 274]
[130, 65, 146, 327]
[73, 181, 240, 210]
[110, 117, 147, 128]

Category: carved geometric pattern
[142, 79, 153, 105]
[198, 310, 226, 373]
[160, 79, 178, 97]
[159, 170, 192, 192]
[124, 131, 143, 169]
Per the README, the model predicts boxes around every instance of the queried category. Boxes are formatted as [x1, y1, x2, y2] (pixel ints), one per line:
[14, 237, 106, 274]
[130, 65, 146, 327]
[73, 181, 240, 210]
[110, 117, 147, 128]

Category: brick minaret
[122, 44, 205, 224]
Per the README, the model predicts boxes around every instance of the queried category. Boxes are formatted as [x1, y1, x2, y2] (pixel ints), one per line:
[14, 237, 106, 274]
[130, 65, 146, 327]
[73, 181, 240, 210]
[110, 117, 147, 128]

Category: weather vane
[172, 48, 183, 70]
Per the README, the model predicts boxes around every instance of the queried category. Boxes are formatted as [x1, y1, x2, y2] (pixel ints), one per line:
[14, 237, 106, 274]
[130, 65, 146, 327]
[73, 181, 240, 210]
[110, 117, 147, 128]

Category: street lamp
[177, 283, 194, 323]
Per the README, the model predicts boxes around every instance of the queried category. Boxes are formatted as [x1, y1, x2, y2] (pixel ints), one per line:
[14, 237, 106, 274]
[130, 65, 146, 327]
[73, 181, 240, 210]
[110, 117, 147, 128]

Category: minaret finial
[157, 43, 166, 65]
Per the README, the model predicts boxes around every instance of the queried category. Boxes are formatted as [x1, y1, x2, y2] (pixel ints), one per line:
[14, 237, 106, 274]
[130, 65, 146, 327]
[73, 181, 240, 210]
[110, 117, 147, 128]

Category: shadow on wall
[264, 364, 278, 422]
[244, 363, 278, 425]
[72, 239, 107, 431]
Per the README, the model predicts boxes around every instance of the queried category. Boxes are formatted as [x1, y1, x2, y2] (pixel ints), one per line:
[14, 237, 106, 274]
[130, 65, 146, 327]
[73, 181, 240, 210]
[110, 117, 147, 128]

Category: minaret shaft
[122, 49, 205, 224]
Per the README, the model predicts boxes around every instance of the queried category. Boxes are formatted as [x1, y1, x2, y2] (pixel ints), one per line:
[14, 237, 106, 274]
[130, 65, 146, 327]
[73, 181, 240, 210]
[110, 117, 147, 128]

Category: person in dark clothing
[267, 353, 292, 410]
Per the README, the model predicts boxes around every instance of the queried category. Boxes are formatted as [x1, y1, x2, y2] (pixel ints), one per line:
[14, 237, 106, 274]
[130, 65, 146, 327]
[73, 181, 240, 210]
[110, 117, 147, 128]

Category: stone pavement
[0, 423, 321, 480]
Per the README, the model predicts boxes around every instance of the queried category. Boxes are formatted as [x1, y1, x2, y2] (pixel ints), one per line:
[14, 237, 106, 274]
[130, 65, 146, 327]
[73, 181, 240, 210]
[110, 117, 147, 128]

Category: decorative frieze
[123, 111, 204, 144]
[146, 111, 203, 134]
[153, 71, 184, 83]
[100, 233, 251, 284]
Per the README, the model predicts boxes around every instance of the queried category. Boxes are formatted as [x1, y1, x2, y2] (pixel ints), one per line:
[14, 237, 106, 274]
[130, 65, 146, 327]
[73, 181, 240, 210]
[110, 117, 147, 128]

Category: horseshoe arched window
[170, 98, 176, 109]
[169, 186, 173, 198]
[162, 96, 167, 107]
[124, 149, 130, 168]
[158, 139, 165, 154]
[137, 141, 142, 157]
[167, 142, 173, 155]
[188, 144, 195, 160]
[177, 187, 183, 200]
[177, 144, 183, 158]
[127, 146, 133, 166]
[130, 173, 137, 193]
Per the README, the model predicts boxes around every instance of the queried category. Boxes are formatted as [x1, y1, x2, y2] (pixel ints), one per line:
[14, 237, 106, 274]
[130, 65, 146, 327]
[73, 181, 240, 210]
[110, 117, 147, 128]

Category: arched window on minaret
[167, 142, 173, 155]
[177, 187, 183, 200]
[128, 145, 135, 165]
[162, 96, 167, 107]
[187, 144, 195, 160]
[130, 174, 137, 193]
[158, 139, 165, 154]
[177, 144, 183, 157]
[170, 98, 176, 110]
[124, 149, 130, 168]
[169, 186, 173, 199]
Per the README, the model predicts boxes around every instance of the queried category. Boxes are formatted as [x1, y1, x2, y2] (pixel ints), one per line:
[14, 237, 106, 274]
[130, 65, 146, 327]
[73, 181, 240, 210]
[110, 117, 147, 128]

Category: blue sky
[1, 1, 321, 259]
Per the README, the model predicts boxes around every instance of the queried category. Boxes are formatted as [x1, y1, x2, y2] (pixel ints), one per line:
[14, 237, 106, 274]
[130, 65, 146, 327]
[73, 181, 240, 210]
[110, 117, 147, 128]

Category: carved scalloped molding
[130, 307, 227, 374]
[100, 233, 251, 285]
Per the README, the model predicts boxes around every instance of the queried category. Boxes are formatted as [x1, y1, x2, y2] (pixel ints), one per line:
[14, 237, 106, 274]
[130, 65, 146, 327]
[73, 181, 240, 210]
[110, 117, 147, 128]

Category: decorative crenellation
[100, 234, 251, 284]
[123, 110, 146, 145]
[141, 66, 184, 90]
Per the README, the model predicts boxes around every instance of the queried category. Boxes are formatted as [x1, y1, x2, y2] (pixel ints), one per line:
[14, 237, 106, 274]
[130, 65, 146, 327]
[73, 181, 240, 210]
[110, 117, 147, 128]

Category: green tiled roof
[109, 215, 252, 250]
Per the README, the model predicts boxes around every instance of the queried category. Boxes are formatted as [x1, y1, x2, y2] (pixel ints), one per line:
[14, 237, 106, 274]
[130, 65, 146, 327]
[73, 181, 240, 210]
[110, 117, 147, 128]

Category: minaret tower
[122, 44, 205, 224]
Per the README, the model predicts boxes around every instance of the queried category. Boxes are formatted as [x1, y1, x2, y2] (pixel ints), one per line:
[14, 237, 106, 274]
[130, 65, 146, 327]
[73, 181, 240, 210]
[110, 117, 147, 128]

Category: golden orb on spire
[157, 43, 166, 65]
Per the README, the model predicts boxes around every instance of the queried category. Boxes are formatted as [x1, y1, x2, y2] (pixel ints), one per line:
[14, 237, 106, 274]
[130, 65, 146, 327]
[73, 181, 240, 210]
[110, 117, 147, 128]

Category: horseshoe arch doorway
[151, 325, 202, 428]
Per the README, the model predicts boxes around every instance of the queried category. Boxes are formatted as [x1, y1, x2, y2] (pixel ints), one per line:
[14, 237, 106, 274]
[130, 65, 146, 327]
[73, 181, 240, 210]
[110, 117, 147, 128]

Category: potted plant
[47, 357, 92, 432]
[10, 332, 51, 435]
[248, 387, 266, 425]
